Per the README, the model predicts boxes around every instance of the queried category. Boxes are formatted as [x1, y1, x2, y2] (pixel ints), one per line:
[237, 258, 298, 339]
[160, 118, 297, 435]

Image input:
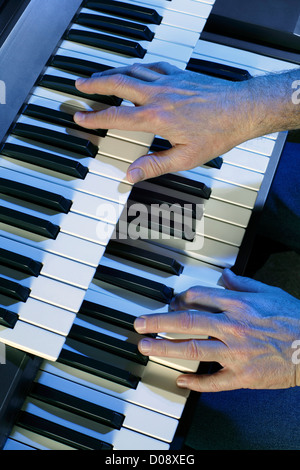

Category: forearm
[74, 63, 300, 182]
[244, 68, 300, 138]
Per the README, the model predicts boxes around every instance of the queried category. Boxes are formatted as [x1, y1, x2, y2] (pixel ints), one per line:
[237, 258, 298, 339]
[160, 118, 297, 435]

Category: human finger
[75, 74, 151, 104]
[221, 268, 277, 293]
[94, 62, 181, 80]
[126, 144, 195, 183]
[134, 310, 225, 338]
[176, 368, 241, 392]
[74, 105, 152, 132]
[170, 285, 244, 313]
[137, 337, 228, 363]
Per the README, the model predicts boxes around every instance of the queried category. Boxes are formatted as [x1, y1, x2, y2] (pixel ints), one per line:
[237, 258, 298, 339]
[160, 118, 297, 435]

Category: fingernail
[128, 168, 145, 184]
[176, 377, 188, 388]
[134, 317, 147, 333]
[139, 338, 152, 354]
[74, 112, 86, 122]
[76, 77, 87, 86]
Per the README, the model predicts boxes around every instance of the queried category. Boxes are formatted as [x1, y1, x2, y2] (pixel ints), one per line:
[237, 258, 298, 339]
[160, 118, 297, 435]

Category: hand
[134, 268, 300, 392]
[74, 62, 258, 183]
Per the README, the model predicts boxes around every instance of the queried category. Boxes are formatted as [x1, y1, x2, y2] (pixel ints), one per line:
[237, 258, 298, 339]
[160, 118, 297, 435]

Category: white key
[0, 197, 115, 247]
[189, 162, 264, 191]
[222, 147, 270, 172]
[176, 170, 258, 209]
[2, 298, 75, 336]
[70, 23, 194, 64]
[60, 39, 187, 68]
[122, 222, 239, 267]
[27, 92, 154, 147]
[0, 228, 105, 267]
[8, 428, 73, 450]
[42, 356, 189, 419]
[194, 40, 299, 74]
[0, 235, 95, 288]
[1, 271, 85, 313]
[20, 399, 169, 449]
[1, 137, 133, 204]
[134, 0, 213, 17]
[0, 320, 65, 361]
[3, 438, 35, 450]
[124, 0, 211, 29]
[0, 166, 124, 225]
[79, 7, 200, 48]
[36, 370, 178, 442]
[138, 179, 252, 228]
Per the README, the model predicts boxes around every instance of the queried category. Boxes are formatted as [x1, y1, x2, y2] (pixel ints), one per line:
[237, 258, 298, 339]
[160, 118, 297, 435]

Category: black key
[0, 307, 19, 328]
[187, 57, 251, 82]
[95, 265, 174, 304]
[0, 177, 72, 213]
[149, 137, 172, 153]
[50, 54, 113, 76]
[30, 382, 124, 429]
[106, 240, 184, 275]
[79, 300, 156, 338]
[0, 277, 30, 302]
[11, 122, 98, 158]
[130, 186, 196, 218]
[204, 156, 223, 169]
[77, 12, 154, 41]
[66, 28, 146, 59]
[23, 103, 107, 138]
[58, 348, 140, 389]
[1, 143, 88, 179]
[0, 206, 60, 239]
[17, 411, 113, 450]
[150, 137, 223, 172]
[0, 248, 42, 276]
[125, 198, 196, 242]
[39, 74, 121, 107]
[84, 0, 162, 25]
[148, 173, 212, 200]
[79, 300, 137, 331]
[69, 324, 148, 365]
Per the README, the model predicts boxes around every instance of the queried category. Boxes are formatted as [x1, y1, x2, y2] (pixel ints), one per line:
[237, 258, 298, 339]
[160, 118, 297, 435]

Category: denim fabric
[186, 388, 300, 450]
[258, 140, 300, 253]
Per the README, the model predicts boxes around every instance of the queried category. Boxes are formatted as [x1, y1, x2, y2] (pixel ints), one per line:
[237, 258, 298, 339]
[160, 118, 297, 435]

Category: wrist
[237, 70, 300, 139]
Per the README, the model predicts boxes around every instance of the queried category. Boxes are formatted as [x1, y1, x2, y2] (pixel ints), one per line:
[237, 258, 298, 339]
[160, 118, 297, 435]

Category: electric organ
[0, 0, 299, 450]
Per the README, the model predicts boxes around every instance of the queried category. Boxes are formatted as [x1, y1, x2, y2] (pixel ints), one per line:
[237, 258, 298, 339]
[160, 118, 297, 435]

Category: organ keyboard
[0, 0, 298, 451]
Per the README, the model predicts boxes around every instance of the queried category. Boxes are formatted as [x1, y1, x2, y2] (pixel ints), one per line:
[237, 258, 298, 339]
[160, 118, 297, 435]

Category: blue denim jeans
[258, 140, 300, 253]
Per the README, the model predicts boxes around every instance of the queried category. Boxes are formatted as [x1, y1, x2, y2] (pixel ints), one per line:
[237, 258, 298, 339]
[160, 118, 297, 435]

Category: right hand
[74, 62, 258, 183]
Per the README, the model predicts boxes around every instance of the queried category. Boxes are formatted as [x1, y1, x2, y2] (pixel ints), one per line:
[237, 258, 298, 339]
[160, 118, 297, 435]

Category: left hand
[134, 268, 300, 392]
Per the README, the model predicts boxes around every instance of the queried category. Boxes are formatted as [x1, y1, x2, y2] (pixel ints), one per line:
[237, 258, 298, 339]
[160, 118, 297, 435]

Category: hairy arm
[74, 62, 300, 183]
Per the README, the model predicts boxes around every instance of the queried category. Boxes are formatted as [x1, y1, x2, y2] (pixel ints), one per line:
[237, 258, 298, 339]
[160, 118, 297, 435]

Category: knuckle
[181, 286, 200, 306]
[103, 106, 119, 125]
[157, 339, 170, 357]
[186, 339, 201, 360]
[229, 320, 250, 338]
[129, 63, 144, 75]
[108, 73, 128, 90]
[178, 311, 195, 331]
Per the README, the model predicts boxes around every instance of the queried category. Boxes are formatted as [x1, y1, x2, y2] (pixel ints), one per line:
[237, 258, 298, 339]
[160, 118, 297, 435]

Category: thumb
[126, 146, 188, 183]
[221, 268, 274, 293]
